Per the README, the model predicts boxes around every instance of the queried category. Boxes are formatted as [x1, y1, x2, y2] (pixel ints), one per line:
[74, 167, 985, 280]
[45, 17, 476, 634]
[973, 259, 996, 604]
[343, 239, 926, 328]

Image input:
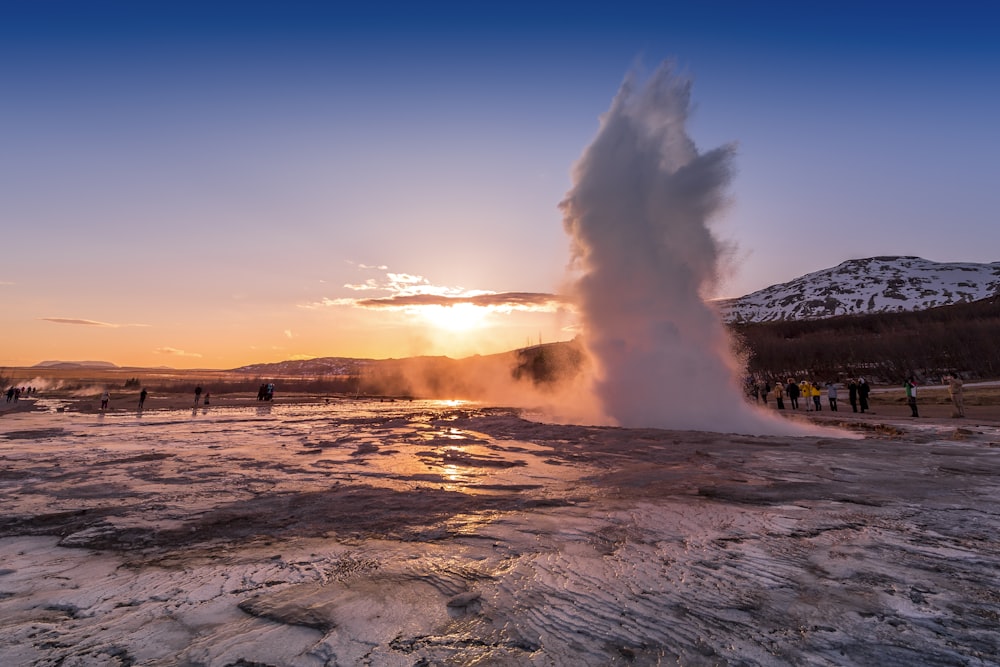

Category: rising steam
[561, 63, 815, 436]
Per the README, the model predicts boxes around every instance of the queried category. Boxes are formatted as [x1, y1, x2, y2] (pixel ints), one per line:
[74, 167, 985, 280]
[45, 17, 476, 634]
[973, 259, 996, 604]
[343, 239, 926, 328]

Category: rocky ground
[1, 392, 999, 665]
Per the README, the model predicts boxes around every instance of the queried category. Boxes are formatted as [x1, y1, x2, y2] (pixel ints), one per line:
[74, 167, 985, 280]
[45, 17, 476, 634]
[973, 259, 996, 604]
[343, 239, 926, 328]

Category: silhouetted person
[138, 388, 148, 409]
[858, 378, 870, 413]
[786, 379, 800, 410]
[194, 386, 202, 405]
[904, 377, 919, 417]
[100, 390, 110, 411]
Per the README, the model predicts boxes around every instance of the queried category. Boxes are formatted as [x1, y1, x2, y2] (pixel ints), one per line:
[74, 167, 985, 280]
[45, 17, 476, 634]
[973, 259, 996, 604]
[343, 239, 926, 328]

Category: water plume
[561, 63, 814, 436]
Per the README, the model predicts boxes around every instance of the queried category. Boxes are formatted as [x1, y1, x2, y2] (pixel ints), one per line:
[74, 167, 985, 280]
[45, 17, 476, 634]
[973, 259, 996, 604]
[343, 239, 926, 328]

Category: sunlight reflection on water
[0, 398, 578, 500]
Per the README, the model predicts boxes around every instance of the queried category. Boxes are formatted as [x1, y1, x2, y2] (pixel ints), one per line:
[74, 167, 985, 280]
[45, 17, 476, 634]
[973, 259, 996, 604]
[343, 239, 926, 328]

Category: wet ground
[2, 398, 999, 665]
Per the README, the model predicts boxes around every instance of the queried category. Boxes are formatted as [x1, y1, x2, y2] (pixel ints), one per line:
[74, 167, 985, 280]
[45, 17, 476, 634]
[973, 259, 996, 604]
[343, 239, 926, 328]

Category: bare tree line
[734, 295, 1000, 383]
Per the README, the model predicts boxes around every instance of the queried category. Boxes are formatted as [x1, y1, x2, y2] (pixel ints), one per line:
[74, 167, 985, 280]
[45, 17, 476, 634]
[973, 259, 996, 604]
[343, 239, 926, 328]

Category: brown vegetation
[734, 295, 1000, 383]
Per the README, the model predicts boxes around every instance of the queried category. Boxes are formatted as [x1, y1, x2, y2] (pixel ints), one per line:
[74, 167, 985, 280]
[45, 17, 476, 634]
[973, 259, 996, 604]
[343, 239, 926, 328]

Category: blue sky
[2, 1, 998, 367]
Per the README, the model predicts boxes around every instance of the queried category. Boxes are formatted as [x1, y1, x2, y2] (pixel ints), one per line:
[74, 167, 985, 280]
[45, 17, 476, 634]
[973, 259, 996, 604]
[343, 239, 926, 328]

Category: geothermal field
[5, 63, 997, 667]
[1, 392, 1000, 666]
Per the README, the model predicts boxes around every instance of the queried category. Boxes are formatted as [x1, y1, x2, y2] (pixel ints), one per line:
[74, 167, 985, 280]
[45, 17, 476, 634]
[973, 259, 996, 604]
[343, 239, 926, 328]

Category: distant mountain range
[28, 257, 1000, 375]
[235, 256, 1000, 376]
[33, 360, 120, 369]
[718, 256, 1000, 323]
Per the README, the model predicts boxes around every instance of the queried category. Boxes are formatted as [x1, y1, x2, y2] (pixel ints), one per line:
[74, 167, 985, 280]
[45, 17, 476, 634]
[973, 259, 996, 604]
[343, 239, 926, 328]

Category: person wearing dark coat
[858, 378, 871, 413]
[786, 379, 800, 410]
[848, 379, 858, 413]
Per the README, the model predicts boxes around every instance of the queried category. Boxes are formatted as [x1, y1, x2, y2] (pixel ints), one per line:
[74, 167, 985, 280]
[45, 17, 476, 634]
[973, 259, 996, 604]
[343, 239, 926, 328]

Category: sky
[2, 1, 998, 369]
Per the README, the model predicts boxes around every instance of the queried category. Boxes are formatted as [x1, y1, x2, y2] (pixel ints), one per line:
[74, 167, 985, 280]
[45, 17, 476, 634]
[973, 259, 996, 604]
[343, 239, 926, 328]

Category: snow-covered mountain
[719, 256, 1000, 323]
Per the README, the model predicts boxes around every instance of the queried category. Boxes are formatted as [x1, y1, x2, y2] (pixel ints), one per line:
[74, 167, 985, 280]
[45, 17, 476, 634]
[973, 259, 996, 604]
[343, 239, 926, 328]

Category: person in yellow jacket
[811, 382, 823, 411]
[800, 380, 813, 411]
[772, 381, 785, 410]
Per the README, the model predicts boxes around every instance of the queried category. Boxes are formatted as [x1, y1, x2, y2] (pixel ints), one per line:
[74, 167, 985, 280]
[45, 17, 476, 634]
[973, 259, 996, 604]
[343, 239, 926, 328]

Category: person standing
[827, 382, 838, 411]
[138, 388, 148, 409]
[800, 380, 813, 411]
[100, 390, 110, 411]
[947, 374, 965, 418]
[858, 378, 870, 413]
[194, 385, 203, 406]
[904, 377, 919, 417]
[786, 379, 800, 410]
[203, 391, 210, 406]
[773, 382, 785, 410]
[848, 379, 858, 412]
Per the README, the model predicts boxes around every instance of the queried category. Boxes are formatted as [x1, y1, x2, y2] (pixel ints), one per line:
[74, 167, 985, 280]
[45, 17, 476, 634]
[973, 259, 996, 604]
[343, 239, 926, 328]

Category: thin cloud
[153, 347, 203, 358]
[298, 297, 355, 310]
[346, 260, 389, 271]
[344, 279, 380, 291]
[357, 292, 567, 312]
[40, 317, 151, 328]
[301, 264, 569, 314]
[350, 265, 474, 298]
[0, 281, 14, 286]
[41, 317, 116, 327]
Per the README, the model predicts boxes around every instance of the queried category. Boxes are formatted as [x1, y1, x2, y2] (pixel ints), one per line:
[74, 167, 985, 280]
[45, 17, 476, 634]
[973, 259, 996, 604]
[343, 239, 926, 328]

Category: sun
[418, 304, 490, 332]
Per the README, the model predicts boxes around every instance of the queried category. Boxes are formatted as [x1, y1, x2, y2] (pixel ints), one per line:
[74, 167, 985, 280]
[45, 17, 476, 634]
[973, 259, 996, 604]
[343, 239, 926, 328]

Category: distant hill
[227, 256, 1000, 389]
[719, 256, 1000, 323]
[28, 256, 995, 388]
[228, 342, 586, 398]
[232, 357, 372, 376]
[33, 360, 120, 369]
[735, 293, 1000, 382]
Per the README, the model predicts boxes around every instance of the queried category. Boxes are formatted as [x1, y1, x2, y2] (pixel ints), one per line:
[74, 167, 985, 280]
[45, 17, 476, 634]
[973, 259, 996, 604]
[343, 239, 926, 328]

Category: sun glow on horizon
[416, 303, 491, 332]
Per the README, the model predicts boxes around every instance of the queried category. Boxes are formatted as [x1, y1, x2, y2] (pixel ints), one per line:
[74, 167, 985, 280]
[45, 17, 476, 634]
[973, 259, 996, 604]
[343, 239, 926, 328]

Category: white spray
[561, 64, 818, 436]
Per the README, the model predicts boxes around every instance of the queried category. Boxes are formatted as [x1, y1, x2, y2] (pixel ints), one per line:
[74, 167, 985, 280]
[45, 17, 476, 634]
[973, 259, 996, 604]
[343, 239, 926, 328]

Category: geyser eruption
[561, 64, 808, 436]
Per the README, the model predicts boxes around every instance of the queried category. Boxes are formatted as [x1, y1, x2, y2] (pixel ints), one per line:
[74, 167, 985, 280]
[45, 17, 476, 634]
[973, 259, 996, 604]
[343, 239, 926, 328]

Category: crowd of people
[5, 386, 38, 403]
[747, 373, 968, 418]
[748, 378, 872, 413]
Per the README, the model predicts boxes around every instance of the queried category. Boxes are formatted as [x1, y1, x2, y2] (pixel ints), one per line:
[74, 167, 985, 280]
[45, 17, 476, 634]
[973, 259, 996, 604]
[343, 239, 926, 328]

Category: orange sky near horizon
[2, 268, 577, 369]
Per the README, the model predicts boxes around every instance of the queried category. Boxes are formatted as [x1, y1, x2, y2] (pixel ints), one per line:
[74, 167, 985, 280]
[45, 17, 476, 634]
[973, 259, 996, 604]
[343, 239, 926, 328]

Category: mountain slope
[719, 256, 1000, 323]
[233, 357, 372, 376]
[32, 360, 120, 369]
